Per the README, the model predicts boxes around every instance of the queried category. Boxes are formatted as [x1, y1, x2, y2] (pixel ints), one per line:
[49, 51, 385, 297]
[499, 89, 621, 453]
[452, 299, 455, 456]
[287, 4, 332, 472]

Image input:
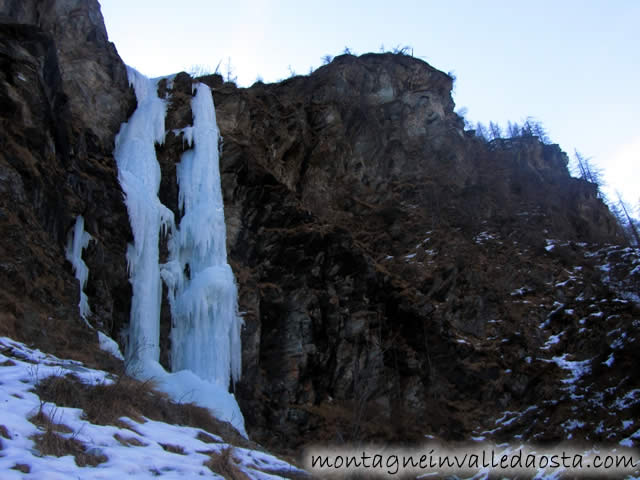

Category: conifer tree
[616, 192, 640, 245]
[475, 122, 489, 141]
[489, 121, 502, 140]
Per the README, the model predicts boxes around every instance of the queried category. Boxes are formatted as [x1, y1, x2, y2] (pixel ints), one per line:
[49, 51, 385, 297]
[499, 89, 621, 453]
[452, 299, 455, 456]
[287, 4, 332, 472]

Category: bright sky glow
[101, 0, 639, 214]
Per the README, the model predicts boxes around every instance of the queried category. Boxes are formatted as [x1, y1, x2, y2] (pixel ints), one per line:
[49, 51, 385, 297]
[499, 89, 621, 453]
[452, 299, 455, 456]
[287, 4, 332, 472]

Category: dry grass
[11, 464, 30, 473]
[175, 402, 254, 449]
[204, 447, 251, 480]
[0, 359, 16, 366]
[28, 410, 73, 434]
[27, 406, 107, 466]
[34, 372, 254, 449]
[30, 431, 107, 466]
[159, 442, 186, 455]
[196, 431, 221, 444]
[113, 433, 147, 447]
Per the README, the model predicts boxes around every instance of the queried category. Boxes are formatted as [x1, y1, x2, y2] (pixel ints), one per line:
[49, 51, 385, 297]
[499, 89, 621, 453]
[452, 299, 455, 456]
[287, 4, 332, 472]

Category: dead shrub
[204, 447, 251, 480]
[32, 373, 84, 407]
[0, 424, 9, 439]
[30, 431, 107, 466]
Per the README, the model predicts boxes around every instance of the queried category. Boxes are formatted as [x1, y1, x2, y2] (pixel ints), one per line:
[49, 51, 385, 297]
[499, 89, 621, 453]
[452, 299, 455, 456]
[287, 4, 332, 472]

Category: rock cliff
[0, 0, 133, 361]
[201, 55, 631, 451]
[1, 0, 638, 462]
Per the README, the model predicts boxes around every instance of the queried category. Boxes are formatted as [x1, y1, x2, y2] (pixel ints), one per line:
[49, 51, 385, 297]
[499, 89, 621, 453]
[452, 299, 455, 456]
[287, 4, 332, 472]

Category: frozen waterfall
[113, 67, 245, 435]
[162, 83, 243, 388]
[114, 67, 173, 365]
[65, 215, 93, 325]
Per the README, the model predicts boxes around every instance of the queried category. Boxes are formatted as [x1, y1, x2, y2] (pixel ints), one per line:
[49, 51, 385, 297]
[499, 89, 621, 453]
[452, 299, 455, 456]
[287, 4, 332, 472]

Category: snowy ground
[0, 337, 307, 479]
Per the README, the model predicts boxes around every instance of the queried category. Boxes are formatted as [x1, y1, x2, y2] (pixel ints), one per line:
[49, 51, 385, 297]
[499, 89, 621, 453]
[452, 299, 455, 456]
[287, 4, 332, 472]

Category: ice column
[113, 66, 174, 367]
[65, 215, 92, 324]
[163, 82, 243, 388]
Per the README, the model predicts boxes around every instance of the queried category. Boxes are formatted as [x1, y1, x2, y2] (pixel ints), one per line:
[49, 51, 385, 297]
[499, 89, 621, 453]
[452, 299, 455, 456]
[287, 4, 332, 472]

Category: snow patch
[612, 390, 640, 410]
[540, 331, 564, 350]
[98, 332, 124, 361]
[546, 354, 591, 388]
[603, 353, 614, 367]
[562, 419, 585, 431]
[474, 231, 496, 244]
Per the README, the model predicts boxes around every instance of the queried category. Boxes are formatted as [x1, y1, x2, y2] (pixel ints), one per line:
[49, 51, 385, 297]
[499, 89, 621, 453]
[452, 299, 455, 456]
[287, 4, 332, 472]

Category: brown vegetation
[31, 431, 107, 467]
[28, 407, 107, 466]
[196, 431, 222, 444]
[113, 433, 147, 447]
[159, 442, 186, 455]
[34, 372, 253, 448]
[11, 464, 31, 473]
[204, 447, 251, 480]
[28, 409, 73, 434]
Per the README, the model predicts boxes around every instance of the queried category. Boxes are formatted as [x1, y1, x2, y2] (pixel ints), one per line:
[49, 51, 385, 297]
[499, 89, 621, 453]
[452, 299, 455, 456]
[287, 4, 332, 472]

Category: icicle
[172, 126, 195, 149]
[65, 215, 93, 326]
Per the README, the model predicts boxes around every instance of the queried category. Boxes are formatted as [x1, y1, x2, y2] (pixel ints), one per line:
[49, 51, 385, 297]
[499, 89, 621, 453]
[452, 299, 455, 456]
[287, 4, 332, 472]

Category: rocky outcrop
[185, 54, 624, 450]
[1, 0, 131, 148]
[0, 0, 133, 362]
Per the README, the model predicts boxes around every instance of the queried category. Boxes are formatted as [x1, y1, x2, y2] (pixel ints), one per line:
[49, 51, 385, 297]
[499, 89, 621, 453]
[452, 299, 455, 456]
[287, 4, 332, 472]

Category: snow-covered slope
[0, 337, 307, 479]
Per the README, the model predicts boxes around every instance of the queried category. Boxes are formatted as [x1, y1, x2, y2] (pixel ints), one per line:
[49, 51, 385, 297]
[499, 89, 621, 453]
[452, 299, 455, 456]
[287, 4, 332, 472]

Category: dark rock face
[0, 0, 133, 362]
[195, 53, 627, 451]
[1, 0, 131, 149]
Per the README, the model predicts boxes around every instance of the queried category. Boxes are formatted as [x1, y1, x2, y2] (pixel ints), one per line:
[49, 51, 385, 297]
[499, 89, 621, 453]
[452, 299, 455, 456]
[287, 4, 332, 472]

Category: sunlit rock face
[1, 0, 132, 148]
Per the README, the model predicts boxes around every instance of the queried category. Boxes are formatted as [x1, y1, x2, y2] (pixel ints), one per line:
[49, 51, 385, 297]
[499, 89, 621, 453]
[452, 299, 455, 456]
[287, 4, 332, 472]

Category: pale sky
[101, 0, 639, 215]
